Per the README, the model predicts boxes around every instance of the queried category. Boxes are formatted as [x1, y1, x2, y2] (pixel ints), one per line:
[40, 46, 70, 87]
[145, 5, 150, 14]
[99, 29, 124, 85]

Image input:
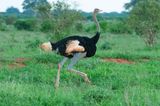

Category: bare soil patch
[15, 58, 31, 63]
[8, 63, 26, 68]
[8, 57, 31, 69]
[103, 58, 135, 64]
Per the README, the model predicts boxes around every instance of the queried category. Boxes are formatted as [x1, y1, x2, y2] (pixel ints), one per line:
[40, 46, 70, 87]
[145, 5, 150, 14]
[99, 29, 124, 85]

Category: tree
[125, 0, 160, 46]
[6, 7, 20, 14]
[5, 7, 19, 25]
[22, 8, 35, 17]
[23, 0, 37, 11]
[35, 1, 52, 19]
[124, 0, 137, 10]
[22, 0, 50, 17]
[50, 0, 82, 40]
[22, 0, 82, 39]
[22, 0, 36, 16]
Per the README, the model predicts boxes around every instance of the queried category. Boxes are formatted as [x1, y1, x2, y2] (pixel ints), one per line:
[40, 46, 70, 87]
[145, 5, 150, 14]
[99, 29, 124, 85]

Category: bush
[5, 15, 17, 25]
[0, 23, 7, 31]
[0, 18, 7, 31]
[108, 20, 132, 34]
[14, 19, 37, 31]
[75, 22, 83, 32]
[100, 41, 111, 50]
[126, 0, 160, 46]
[99, 21, 108, 32]
[85, 23, 96, 33]
[84, 21, 108, 33]
[40, 20, 54, 32]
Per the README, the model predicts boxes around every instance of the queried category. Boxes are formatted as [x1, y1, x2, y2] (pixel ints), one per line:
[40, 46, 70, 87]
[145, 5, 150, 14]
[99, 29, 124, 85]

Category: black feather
[91, 32, 100, 44]
[50, 32, 100, 58]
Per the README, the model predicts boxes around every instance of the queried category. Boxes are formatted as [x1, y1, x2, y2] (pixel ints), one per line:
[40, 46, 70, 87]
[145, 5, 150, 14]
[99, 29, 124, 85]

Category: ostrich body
[40, 8, 101, 88]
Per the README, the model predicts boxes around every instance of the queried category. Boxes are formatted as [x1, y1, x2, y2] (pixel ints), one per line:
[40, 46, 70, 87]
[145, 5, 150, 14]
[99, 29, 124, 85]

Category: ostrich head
[94, 8, 102, 14]
[40, 42, 52, 52]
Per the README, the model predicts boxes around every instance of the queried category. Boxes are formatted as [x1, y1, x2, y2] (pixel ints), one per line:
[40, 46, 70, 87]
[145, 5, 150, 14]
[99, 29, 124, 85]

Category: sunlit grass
[0, 31, 160, 106]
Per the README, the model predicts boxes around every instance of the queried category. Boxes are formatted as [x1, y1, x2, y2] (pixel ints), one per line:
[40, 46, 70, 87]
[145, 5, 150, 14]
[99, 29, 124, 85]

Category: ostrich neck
[93, 12, 100, 32]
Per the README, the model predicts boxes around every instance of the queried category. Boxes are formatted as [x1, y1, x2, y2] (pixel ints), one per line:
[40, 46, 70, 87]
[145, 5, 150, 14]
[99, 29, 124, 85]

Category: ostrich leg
[54, 57, 68, 89]
[67, 53, 91, 83]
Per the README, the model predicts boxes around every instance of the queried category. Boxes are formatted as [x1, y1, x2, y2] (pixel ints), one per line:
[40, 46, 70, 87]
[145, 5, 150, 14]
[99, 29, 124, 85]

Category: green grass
[0, 30, 160, 106]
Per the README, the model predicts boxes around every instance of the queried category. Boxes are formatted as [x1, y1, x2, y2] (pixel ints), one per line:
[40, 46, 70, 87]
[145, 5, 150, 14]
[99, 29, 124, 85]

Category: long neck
[93, 12, 100, 32]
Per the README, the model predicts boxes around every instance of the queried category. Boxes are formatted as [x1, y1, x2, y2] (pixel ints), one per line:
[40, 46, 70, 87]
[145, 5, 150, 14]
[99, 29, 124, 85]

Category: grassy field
[0, 30, 160, 106]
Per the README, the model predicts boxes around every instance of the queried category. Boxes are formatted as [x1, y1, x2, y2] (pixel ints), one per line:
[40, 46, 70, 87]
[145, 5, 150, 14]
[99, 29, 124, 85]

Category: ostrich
[40, 8, 102, 88]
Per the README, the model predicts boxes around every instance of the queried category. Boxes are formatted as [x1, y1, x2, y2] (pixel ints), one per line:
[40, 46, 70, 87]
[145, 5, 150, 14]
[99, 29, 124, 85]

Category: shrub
[75, 22, 83, 32]
[40, 20, 54, 32]
[126, 0, 160, 47]
[0, 18, 7, 31]
[99, 21, 108, 32]
[85, 23, 96, 33]
[100, 41, 111, 50]
[0, 23, 7, 31]
[5, 15, 17, 25]
[85, 21, 108, 33]
[14, 19, 37, 31]
[108, 20, 132, 34]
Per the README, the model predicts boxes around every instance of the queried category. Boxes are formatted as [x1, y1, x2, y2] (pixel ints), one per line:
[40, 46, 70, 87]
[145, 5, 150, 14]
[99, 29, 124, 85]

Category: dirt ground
[8, 58, 31, 69]
[103, 58, 135, 64]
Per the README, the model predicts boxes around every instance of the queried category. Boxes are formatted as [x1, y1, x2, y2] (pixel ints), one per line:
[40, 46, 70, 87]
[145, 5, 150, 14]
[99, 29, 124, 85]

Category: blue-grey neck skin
[93, 12, 100, 32]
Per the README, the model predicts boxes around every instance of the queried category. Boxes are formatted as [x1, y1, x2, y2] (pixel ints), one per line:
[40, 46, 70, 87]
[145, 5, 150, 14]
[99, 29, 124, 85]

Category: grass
[0, 30, 160, 106]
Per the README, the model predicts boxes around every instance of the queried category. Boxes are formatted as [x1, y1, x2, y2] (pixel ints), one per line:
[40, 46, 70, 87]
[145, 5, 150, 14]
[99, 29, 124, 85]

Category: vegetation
[0, 31, 160, 106]
[6, 7, 20, 15]
[50, 1, 83, 40]
[22, 0, 51, 17]
[125, 0, 160, 46]
[14, 19, 37, 31]
[0, 0, 160, 105]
